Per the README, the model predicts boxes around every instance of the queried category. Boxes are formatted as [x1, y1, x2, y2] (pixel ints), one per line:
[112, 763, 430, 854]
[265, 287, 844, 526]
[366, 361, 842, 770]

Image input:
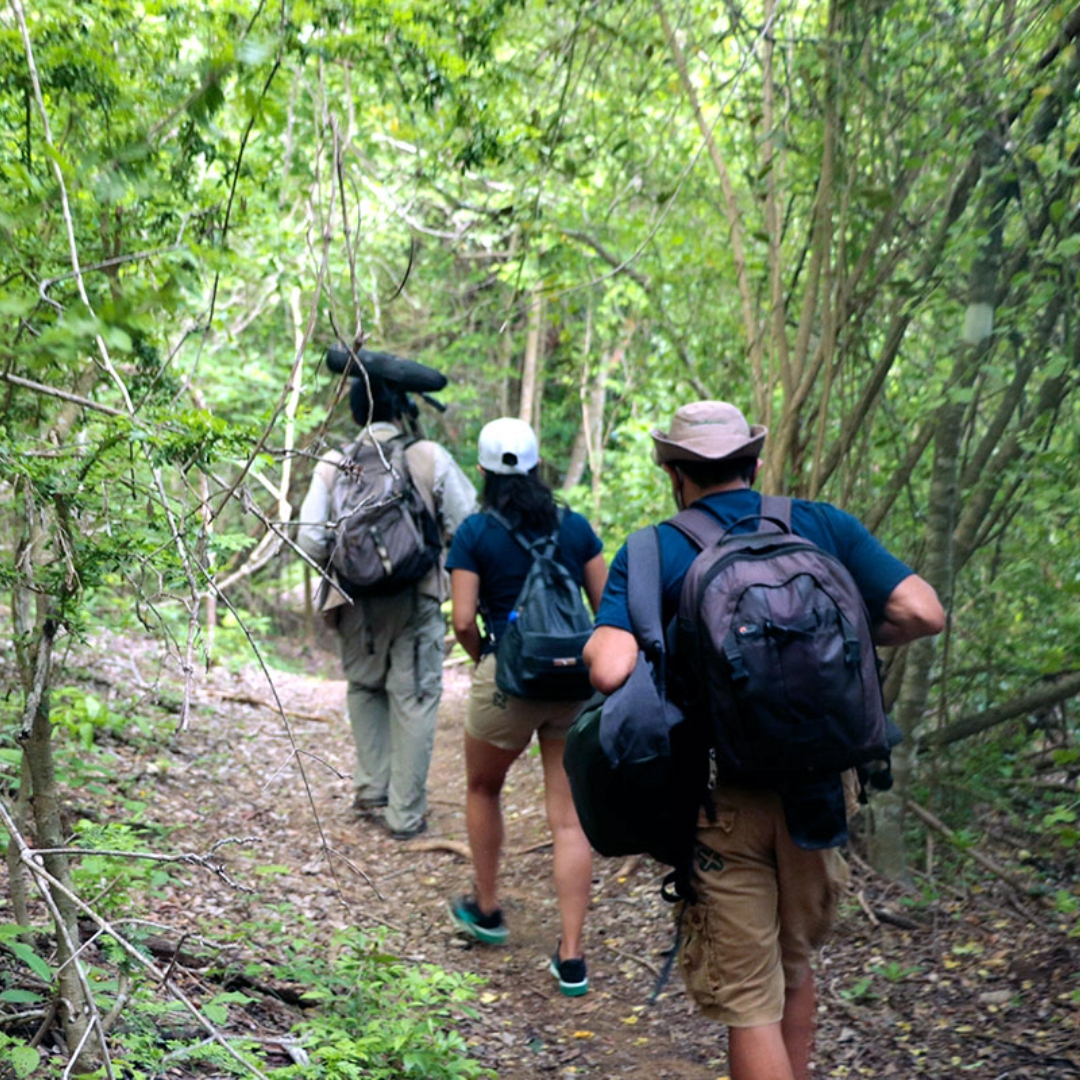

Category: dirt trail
[59, 630, 1080, 1078]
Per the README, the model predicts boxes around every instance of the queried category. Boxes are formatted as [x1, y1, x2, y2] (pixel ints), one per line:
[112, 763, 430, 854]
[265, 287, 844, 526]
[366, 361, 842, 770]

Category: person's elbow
[583, 626, 638, 695]
[878, 574, 945, 645]
[588, 666, 627, 696]
[296, 530, 328, 566]
[915, 598, 946, 638]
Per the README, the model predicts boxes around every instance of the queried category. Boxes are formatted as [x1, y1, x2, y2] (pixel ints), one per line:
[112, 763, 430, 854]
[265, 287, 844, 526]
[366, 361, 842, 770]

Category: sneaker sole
[549, 958, 588, 997]
[450, 906, 509, 945]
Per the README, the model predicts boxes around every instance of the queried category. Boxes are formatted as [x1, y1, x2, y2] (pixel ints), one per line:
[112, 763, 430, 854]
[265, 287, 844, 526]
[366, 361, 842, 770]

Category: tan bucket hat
[650, 401, 767, 464]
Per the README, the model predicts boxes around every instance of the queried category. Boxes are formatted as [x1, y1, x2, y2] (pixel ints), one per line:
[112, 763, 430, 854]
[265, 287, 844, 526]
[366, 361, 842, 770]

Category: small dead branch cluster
[0, 799, 274, 1078]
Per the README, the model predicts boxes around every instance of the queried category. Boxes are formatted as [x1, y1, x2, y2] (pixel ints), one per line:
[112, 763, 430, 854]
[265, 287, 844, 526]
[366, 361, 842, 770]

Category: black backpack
[488, 509, 594, 702]
[672, 494, 895, 785]
[327, 435, 442, 597]
[563, 526, 707, 896]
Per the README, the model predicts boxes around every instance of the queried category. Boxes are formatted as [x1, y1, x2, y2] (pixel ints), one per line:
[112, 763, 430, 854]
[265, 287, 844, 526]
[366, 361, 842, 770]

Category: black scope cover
[325, 345, 447, 393]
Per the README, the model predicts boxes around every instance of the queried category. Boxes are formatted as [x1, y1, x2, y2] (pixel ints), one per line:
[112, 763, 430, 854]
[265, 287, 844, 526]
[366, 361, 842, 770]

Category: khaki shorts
[678, 785, 850, 1027]
[466, 653, 584, 752]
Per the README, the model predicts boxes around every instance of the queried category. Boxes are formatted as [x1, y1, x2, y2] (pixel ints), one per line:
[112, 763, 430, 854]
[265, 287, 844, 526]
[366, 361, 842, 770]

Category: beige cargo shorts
[465, 653, 584, 751]
[678, 785, 850, 1027]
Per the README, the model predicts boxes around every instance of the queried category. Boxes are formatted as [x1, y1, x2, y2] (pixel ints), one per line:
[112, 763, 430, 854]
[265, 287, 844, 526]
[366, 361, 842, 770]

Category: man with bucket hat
[584, 401, 943, 1080]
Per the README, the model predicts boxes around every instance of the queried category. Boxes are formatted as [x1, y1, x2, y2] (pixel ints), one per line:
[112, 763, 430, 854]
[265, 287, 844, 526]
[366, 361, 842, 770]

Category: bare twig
[906, 800, 1040, 904]
[0, 371, 127, 417]
[855, 890, 880, 927]
[604, 941, 662, 979]
[210, 690, 335, 724]
[28, 838, 261, 893]
[512, 839, 553, 855]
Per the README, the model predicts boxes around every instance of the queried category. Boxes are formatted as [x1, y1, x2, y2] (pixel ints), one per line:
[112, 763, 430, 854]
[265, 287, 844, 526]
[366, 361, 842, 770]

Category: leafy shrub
[271, 927, 493, 1080]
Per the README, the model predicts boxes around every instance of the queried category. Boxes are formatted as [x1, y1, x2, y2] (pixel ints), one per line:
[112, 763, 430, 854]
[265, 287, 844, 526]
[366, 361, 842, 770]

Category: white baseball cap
[477, 417, 539, 475]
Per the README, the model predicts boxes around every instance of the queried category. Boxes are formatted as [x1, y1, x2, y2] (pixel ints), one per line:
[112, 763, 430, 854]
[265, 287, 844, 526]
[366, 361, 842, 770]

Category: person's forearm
[583, 625, 638, 694]
[874, 619, 917, 647]
[455, 623, 484, 664]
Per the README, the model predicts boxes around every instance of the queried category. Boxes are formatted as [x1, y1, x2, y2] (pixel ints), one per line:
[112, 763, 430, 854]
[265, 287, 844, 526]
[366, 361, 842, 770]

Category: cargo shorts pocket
[678, 902, 725, 1010]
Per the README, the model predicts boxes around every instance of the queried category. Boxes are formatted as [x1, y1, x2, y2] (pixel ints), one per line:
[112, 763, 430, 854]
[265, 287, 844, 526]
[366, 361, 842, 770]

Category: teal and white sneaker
[450, 896, 509, 945]
[550, 949, 588, 997]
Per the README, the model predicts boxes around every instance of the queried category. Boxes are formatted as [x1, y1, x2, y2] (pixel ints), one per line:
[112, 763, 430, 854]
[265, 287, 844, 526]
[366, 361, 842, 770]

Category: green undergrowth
[0, 680, 491, 1080]
[260, 924, 493, 1080]
[1, 921, 492, 1079]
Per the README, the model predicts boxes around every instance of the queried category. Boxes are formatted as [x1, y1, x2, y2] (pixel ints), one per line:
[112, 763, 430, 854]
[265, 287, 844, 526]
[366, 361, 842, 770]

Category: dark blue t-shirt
[596, 488, 912, 633]
[447, 508, 603, 648]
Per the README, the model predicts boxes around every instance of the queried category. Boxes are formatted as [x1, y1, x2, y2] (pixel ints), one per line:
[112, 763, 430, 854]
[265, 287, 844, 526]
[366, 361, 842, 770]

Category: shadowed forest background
[1, 0, 1078, 1076]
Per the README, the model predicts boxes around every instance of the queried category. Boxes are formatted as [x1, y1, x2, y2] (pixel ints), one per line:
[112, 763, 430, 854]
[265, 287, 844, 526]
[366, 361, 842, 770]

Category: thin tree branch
[923, 671, 1080, 748]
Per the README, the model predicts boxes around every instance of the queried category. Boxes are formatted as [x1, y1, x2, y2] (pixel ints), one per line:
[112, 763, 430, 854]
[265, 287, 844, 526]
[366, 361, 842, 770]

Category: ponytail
[482, 470, 559, 534]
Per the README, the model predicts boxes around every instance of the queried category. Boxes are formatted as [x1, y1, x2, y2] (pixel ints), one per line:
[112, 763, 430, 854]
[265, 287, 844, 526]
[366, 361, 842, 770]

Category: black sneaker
[450, 896, 508, 945]
[353, 793, 388, 814]
[550, 949, 588, 997]
[388, 818, 427, 841]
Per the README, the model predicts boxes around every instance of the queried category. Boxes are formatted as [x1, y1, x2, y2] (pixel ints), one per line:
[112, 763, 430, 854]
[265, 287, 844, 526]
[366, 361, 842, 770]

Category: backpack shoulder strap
[485, 508, 558, 560]
[666, 505, 726, 551]
[625, 526, 664, 652]
[758, 493, 792, 531]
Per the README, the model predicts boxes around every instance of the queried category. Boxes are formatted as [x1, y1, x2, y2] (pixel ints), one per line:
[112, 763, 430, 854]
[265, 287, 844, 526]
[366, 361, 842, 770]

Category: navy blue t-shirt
[596, 488, 912, 633]
[447, 508, 603, 649]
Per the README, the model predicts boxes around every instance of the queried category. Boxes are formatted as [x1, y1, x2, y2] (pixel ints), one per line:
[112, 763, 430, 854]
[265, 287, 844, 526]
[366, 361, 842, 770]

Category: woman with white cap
[445, 417, 607, 997]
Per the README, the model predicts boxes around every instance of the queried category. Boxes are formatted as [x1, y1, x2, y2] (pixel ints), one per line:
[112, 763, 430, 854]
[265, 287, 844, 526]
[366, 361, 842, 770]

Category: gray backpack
[327, 436, 441, 597]
[672, 495, 895, 784]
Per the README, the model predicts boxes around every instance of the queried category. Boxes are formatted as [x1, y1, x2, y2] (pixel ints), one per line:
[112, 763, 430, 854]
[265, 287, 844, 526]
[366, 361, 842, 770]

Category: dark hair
[350, 375, 404, 425]
[670, 456, 758, 488]
[482, 470, 559, 535]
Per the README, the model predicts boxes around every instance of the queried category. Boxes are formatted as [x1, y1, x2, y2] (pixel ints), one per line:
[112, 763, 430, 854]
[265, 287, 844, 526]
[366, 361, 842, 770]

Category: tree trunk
[519, 287, 544, 433]
[13, 488, 97, 1069]
[868, 106, 1016, 877]
[497, 326, 514, 417]
[563, 424, 589, 490]
[563, 305, 594, 490]
[563, 351, 614, 493]
[19, 638, 96, 1065]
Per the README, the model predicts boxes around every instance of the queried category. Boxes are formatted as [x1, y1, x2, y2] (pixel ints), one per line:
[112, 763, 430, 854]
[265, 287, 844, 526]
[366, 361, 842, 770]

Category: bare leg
[725, 971, 814, 1080]
[780, 970, 816, 1080]
[538, 736, 592, 959]
[728, 1023, 796, 1080]
[463, 733, 521, 915]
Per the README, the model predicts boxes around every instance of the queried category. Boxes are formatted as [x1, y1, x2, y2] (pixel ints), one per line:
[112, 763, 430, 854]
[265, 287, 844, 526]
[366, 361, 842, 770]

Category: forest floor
[9, 624, 1080, 1079]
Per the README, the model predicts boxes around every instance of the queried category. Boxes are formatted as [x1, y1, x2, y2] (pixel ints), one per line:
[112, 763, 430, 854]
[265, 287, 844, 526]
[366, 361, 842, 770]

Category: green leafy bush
[0, 1033, 41, 1080]
[271, 927, 493, 1080]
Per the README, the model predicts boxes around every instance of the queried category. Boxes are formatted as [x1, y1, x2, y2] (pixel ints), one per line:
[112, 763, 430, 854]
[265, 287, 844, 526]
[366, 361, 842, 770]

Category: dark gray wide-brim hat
[650, 400, 767, 464]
